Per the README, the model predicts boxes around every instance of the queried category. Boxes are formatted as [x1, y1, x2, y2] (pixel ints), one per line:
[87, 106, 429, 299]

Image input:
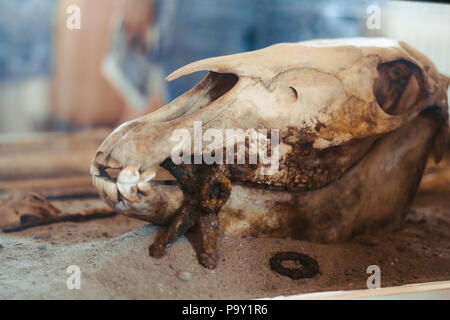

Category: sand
[0, 184, 448, 300]
[1, 146, 450, 299]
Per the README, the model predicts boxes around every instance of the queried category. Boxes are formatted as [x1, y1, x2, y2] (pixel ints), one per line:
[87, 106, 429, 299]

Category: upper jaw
[90, 70, 242, 209]
[90, 152, 158, 205]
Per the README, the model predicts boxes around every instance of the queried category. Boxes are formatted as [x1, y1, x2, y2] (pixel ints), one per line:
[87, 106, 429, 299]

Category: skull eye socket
[374, 59, 423, 116]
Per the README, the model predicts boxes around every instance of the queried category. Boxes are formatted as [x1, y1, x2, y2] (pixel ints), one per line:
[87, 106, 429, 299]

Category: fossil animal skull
[91, 38, 449, 268]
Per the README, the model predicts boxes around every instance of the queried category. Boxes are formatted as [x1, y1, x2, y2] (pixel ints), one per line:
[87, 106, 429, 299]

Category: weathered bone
[118, 166, 140, 184]
[91, 38, 449, 246]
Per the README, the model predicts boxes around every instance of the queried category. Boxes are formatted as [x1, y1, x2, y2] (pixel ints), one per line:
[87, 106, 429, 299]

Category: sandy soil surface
[1, 149, 450, 299]
[0, 186, 449, 299]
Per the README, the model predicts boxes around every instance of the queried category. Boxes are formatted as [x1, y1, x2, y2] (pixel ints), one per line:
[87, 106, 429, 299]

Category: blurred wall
[49, 0, 125, 128]
[0, 0, 55, 134]
[382, 1, 450, 117]
[384, 1, 450, 77]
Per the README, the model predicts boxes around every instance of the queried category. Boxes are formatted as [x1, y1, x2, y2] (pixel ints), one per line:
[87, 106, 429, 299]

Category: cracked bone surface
[91, 38, 449, 245]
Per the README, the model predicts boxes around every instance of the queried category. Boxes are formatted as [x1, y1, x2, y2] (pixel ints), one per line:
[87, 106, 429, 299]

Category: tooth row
[92, 157, 157, 204]
[118, 165, 140, 184]
[93, 176, 118, 203]
[116, 166, 156, 203]
[95, 152, 122, 169]
[137, 181, 152, 195]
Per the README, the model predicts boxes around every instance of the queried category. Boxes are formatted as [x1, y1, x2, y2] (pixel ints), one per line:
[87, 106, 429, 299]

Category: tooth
[137, 181, 152, 195]
[95, 152, 108, 166]
[92, 175, 97, 188]
[90, 162, 100, 176]
[118, 166, 140, 184]
[136, 169, 156, 195]
[95, 152, 122, 170]
[93, 176, 119, 203]
[117, 182, 140, 203]
[93, 176, 107, 198]
[92, 175, 100, 191]
[107, 158, 122, 169]
[140, 168, 156, 182]
[104, 180, 118, 202]
[116, 166, 141, 203]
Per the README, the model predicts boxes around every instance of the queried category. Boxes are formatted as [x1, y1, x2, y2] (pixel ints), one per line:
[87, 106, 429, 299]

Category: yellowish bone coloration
[91, 38, 449, 268]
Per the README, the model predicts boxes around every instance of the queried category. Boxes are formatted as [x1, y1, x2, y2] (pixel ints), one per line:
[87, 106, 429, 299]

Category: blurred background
[0, 0, 448, 135]
[0, 0, 450, 299]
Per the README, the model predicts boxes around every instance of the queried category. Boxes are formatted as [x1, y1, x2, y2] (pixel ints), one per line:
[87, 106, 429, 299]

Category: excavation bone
[0, 191, 61, 230]
[0, 190, 116, 232]
[91, 38, 449, 267]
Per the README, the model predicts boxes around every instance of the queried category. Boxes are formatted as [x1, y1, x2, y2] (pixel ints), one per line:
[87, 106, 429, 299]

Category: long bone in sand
[91, 38, 449, 269]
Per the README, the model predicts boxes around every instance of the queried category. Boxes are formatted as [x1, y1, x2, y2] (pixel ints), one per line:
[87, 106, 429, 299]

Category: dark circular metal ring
[269, 251, 320, 280]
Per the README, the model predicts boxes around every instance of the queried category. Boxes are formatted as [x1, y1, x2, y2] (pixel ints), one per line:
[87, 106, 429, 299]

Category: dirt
[1, 159, 450, 299]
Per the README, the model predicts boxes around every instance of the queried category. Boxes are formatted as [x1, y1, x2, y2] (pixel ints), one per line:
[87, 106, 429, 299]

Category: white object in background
[102, 17, 167, 111]
[266, 280, 450, 300]
[384, 1, 450, 106]
[0, 76, 49, 133]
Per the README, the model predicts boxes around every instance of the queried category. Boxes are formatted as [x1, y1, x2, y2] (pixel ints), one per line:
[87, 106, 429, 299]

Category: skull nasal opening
[181, 72, 239, 118]
[204, 72, 239, 101]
